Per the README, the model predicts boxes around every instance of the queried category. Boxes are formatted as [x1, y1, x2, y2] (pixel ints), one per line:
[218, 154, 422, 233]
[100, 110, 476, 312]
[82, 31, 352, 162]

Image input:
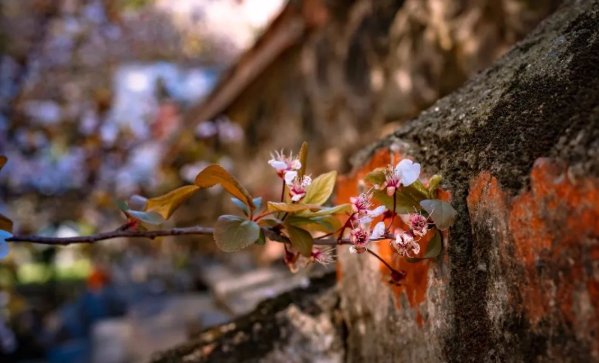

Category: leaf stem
[336, 212, 356, 244]
[387, 193, 397, 231]
[280, 179, 286, 202]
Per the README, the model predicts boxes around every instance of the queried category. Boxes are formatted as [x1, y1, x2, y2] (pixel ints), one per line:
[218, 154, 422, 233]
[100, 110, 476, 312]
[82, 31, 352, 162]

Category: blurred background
[0, 0, 559, 362]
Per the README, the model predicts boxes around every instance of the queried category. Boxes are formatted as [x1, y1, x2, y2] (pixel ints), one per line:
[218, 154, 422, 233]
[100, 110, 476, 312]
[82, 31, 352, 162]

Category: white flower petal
[269, 160, 287, 171]
[284, 170, 298, 185]
[291, 160, 302, 170]
[368, 206, 386, 217]
[370, 222, 386, 240]
[301, 175, 312, 187]
[395, 159, 420, 186]
[358, 215, 373, 225]
[412, 242, 421, 255]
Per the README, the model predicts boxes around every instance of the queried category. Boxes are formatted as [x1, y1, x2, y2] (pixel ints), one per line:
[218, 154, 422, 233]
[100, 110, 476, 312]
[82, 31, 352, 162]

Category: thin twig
[5, 225, 349, 247]
[387, 193, 397, 231]
[367, 247, 399, 274]
[6, 226, 214, 246]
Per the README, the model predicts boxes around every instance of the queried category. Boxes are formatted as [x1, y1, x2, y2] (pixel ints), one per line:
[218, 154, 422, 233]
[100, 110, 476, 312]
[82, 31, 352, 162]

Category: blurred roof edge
[182, 0, 329, 126]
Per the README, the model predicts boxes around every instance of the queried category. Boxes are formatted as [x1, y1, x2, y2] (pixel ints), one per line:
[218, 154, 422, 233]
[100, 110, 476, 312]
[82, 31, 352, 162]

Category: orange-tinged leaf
[0, 213, 13, 233]
[194, 164, 255, 210]
[145, 185, 200, 220]
[0, 156, 6, 172]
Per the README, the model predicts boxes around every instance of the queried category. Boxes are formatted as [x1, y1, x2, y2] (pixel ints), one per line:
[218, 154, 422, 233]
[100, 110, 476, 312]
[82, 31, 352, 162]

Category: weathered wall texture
[337, 0, 599, 361]
[154, 0, 598, 361]
[180, 0, 558, 195]
[151, 273, 343, 363]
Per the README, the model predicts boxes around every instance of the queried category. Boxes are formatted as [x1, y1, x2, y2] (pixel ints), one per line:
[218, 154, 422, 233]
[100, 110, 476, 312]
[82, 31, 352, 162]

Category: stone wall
[337, 0, 599, 361]
[153, 0, 599, 361]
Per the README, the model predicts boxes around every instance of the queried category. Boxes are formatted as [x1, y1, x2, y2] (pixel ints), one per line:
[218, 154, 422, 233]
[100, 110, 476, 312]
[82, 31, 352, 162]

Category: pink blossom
[391, 231, 421, 258]
[284, 246, 335, 272]
[349, 221, 386, 254]
[350, 225, 370, 247]
[268, 150, 301, 179]
[311, 247, 335, 265]
[286, 174, 312, 202]
[408, 213, 429, 237]
[350, 192, 373, 213]
[380, 159, 421, 196]
[350, 192, 386, 224]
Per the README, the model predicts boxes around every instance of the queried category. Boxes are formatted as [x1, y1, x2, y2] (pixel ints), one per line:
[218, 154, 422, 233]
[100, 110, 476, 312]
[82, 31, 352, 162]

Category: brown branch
[5, 225, 347, 247]
[6, 226, 214, 246]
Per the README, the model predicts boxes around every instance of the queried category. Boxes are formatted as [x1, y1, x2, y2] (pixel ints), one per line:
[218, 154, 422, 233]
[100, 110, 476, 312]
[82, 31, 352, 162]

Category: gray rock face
[151, 273, 342, 363]
[341, 0, 599, 361]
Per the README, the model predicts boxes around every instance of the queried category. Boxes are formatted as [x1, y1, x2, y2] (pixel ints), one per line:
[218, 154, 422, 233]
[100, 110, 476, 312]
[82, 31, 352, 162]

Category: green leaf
[256, 229, 266, 245]
[0, 213, 13, 233]
[252, 197, 263, 212]
[267, 202, 322, 213]
[406, 230, 443, 262]
[298, 141, 308, 178]
[195, 164, 255, 210]
[408, 180, 429, 200]
[257, 217, 283, 228]
[286, 215, 341, 234]
[127, 210, 165, 225]
[300, 203, 352, 217]
[231, 197, 250, 216]
[372, 180, 430, 214]
[427, 175, 442, 197]
[285, 224, 314, 257]
[213, 215, 260, 252]
[303, 171, 337, 205]
[364, 167, 386, 186]
[145, 185, 200, 220]
[116, 200, 129, 212]
[420, 199, 457, 230]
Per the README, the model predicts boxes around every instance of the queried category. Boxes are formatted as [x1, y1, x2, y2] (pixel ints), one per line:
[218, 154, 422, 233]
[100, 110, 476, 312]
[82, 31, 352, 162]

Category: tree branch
[5, 225, 349, 247]
[6, 226, 214, 246]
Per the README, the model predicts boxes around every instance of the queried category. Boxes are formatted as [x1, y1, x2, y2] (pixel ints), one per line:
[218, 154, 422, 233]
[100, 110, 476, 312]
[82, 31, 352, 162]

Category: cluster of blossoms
[348, 191, 386, 254]
[267, 148, 448, 285]
[347, 159, 429, 258]
[269, 150, 334, 269]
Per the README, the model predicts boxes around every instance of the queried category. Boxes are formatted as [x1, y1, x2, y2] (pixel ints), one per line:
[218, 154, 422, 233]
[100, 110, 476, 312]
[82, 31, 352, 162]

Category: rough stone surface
[338, 0, 599, 362]
[150, 273, 342, 363]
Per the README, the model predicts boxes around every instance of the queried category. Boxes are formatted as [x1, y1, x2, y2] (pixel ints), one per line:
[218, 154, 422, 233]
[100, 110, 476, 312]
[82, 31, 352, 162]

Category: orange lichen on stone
[337, 148, 442, 317]
[468, 158, 599, 328]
